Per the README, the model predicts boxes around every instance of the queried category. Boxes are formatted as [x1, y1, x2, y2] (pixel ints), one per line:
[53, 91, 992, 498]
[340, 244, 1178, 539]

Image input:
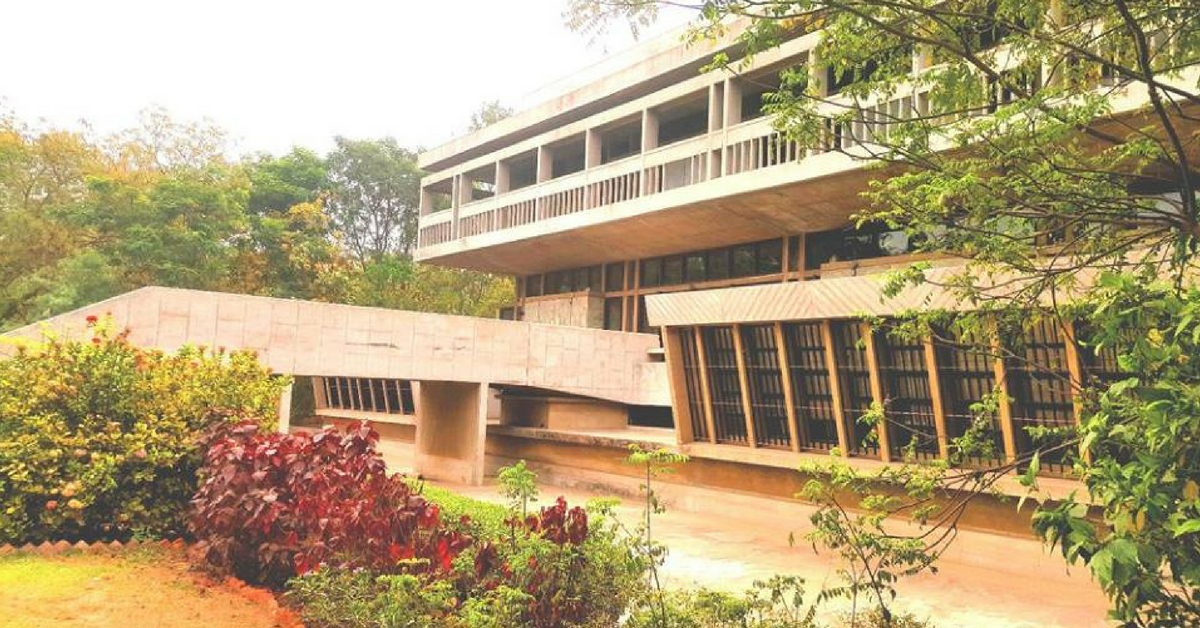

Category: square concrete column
[723, 78, 743, 128]
[708, 83, 725, 132]
[536, 145, 554, 183]
[641, 109, 659, 152]
[419, 186, 433, 216]
[277, 381, 294, 434]
[585, 128, 602, 169]
[495, 160, 511, 194]
[415, 380, 489, 485]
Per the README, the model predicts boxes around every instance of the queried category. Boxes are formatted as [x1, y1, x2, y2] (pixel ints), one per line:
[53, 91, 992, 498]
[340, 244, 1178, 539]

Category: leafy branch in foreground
[566, 2, 1200, 625]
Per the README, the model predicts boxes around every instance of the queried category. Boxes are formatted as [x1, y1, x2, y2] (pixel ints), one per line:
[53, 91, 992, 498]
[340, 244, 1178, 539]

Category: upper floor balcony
[415, 27, 1198, 277]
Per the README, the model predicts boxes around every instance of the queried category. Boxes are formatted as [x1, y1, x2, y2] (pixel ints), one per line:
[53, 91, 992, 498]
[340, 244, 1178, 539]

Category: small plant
[496, 459, 539, 519]
[625, 444, 688, 628]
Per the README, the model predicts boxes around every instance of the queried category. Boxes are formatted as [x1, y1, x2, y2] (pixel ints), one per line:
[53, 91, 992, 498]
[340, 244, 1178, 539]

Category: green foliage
[1033, 273, 1200, 627]
[569, 2, 1200, 625]
[325, 137, 422, 261]
[497, 460, 539, 518]
[286, 567, 509, 628]
[0, 109, 514, 332]
[414, 480, 511, 538]
[0, 317, 285, 544]
[797, 457, 947, 625]
[288, 488, 648, 628]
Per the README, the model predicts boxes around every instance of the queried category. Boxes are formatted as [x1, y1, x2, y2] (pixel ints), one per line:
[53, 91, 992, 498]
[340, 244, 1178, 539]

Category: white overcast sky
[0, 0, 689, 157]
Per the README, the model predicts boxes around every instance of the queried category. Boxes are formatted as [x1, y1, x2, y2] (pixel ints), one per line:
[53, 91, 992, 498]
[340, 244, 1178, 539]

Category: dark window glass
[499, 307, 515, 320]
[588, 266, 603, 292]
[574, 268, 590, 291]
[526, 275, 544, 297]
[788, 236, 802, 272]
[757, 239, 783, 274]
[662, 257, 684, 286]
[603, 297, 623, 330]
[805, 230, 842, 270]
[685, 254, 706, 283]
[641, 259, 662, 288]
[732, 244, 757, 277]
[637, 296, 652, 333]
[709, 249, 730, 280]
[605, 263, 626, 292]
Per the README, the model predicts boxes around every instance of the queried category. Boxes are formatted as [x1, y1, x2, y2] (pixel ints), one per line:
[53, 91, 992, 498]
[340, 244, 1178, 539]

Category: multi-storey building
[7, 20, 1192, 538]
[411, 21, 1169, 485]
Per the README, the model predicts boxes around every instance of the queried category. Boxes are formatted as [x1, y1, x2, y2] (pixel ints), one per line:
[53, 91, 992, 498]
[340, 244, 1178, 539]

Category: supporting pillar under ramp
[415, 381, 489, 485]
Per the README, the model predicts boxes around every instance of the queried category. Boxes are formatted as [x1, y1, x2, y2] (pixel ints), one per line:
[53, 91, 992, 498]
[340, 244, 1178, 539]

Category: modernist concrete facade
[408, 17, 1192, 486]
[5, 22, 1195, 539]
[1, 287, 668, 486]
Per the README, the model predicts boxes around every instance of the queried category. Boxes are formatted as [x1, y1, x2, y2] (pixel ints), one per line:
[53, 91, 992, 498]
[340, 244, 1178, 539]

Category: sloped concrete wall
[2, 287, 667, 407]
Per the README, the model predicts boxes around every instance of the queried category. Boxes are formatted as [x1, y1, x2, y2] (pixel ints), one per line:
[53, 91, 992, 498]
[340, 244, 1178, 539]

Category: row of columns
[663, 320, 1087, 466]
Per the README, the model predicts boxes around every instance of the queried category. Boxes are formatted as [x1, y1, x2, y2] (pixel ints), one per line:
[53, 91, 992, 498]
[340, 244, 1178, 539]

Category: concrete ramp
[2, 287, 670, 486]
[2, 286, 667, 406]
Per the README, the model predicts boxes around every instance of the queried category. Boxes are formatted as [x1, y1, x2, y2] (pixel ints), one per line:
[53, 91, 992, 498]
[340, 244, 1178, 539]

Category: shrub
[467, 496, 647, 628]
[0, 318, 284, 544]
[190, 420, 470, 587]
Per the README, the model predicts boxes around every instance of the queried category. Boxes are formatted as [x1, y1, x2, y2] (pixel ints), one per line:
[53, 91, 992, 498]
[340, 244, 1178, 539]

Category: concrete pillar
[457, 173, 474, 207]
[723, 78, 743, 127]
[419, 186, 433, 216]
[808, 46, 828, 98]
[415, 381, 489, 485]
[641, 109, 659, 152]
[277, 381, 294, 434]
[585, 128, 602, 169]
[536, 145, 554, 183]
[708, 83, 725, 132]
[495, 160, 511, 194]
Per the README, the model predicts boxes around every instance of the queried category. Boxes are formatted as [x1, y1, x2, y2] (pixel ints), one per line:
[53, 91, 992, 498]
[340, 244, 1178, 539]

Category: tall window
[702, 326, 748, 444]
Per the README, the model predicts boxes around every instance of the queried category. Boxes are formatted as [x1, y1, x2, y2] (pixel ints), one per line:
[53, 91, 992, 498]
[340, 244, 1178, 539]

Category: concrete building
[6, 21, 1196, 540]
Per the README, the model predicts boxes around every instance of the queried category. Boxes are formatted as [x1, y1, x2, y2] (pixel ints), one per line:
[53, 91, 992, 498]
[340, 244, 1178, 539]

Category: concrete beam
[415, 380, 490, 485]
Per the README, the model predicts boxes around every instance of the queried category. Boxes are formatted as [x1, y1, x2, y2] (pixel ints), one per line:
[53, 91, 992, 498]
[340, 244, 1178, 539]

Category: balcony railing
[417, 32, 1165, 252]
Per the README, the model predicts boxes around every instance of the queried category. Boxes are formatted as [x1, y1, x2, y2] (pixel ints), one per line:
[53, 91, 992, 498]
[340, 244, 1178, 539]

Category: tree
[568, 2, 1200, 626]
[325, 137, 422, 261]
[468, 100, 515, 132]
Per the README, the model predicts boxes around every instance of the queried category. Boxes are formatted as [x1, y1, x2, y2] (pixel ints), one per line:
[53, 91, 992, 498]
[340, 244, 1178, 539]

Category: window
[702, 326, 748, 444]
[605, 263, 626, 292]
[685, 254, 707, 283]
[662, 256, 684, 286]
[757, 239, 783, 275]
[709, 249, 730, 280]
[641, 259, 663, 288]
[525, 275, 544, 297]
[732, 244, 757, 277]
[317, 377, 415, 415]
[603, 297, 623, 331]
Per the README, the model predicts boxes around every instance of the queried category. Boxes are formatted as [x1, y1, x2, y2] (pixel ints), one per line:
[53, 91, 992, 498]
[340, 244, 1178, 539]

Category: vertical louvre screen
[876, 331, 940, 461]
[1006, 320, 1076, 475]
[831, 321, 879, 458]
[678, 329, 709, 441]
[782, 322, 840, 451]
[934, 329, 1004, 466]
[702, 326, 748, 445]
[740, 325, 791, 448]
[316, 377, 416, 415]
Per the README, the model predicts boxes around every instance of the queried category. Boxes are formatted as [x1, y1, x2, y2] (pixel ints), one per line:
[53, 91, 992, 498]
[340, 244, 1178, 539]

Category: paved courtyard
[399, 444, 1110, 628]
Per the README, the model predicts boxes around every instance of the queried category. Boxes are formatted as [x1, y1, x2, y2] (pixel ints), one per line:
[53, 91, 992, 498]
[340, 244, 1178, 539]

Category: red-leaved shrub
[190, 421, 470, 587]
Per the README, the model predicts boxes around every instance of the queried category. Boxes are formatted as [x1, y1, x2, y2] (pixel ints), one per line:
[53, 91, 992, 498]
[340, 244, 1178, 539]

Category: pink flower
[45, 500, 58, 511]
[85, 314, 98, 324]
